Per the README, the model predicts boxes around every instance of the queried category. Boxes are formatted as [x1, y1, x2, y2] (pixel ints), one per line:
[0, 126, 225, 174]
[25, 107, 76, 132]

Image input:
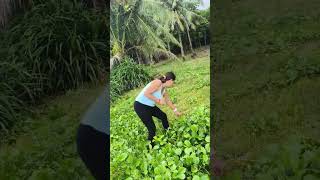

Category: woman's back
[135, 80, 163, 107]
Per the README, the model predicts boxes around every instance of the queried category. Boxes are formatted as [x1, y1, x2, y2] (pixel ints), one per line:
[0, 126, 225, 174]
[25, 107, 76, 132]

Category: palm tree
[161, 0, 206, 58]
[110, 0, 180, 68]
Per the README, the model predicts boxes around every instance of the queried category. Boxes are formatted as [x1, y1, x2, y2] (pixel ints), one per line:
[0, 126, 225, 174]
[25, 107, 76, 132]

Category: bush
[2, 0, 108, 94]
[0, 0, 108, 131]
[0, 61, 40, 131]
[111, 57, 152, 102]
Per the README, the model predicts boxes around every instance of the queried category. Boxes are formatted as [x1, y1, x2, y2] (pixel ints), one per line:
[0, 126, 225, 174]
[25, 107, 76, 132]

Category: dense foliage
[110, 0, 209, 65]
[212, 0, 320, 177]
[110, 57, 152, 102]
[0, 87, 100, 179]
[111, 104, 210, 179]
[0, 0, 108, 131]
[223, 137, 320, 180]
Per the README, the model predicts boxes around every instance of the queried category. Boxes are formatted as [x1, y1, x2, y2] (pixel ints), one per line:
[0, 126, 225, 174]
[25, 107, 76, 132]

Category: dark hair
[158, 72, 176, 83]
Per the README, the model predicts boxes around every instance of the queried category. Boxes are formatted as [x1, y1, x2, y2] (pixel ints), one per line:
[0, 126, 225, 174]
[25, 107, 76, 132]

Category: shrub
[111, 57, 151, 102]
[0, 0, 108, 131]
[2, 0, 108, 94]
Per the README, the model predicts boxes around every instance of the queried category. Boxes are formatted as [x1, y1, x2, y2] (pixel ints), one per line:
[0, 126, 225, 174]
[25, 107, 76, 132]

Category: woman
[76, 86, 109, 180]
[134, 72, 182, 147]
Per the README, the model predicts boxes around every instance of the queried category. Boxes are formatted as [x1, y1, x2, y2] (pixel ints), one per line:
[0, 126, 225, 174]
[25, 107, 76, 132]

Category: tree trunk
[151, 55, 155, 64]
[204, 31, 207, 46]
[110, 53, 123, 70]
[186, 27, 196, 58]
[136, 51, 143, 64]
[178, 30, 185, 60]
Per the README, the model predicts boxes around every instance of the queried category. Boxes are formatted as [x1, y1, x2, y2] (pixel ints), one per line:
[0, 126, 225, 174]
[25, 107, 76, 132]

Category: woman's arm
[163, 92, 182, 116]
[144, 80, 162, 104]
[163, 92, 176, 110]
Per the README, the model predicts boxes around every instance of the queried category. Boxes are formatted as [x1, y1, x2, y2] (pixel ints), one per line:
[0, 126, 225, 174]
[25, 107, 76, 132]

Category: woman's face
[165, 79, 174, 87]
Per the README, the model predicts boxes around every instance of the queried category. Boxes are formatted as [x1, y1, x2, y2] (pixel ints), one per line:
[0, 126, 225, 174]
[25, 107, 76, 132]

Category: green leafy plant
[0, 0, 108, 132]
[111, 55, 210, 179]
[110, 57, 152, 102]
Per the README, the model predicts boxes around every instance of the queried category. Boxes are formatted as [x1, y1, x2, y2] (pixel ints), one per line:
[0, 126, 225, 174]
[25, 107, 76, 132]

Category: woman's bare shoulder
[150, 79, 162, 86]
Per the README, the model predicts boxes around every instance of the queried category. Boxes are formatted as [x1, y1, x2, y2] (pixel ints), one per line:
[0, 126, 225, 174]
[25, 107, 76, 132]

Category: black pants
[134, 101, 169, 145]
[76, 124, 109, 180]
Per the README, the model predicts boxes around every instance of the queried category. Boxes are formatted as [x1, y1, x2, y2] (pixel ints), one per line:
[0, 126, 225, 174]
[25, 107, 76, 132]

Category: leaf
[190, 124, 198, 132]
[175, 148, 182, 155]
[174, 167, 186, 179]
[205, 144, 210, 152]
[200, 175, 210, 180]
[184, 140, 192, 147]
[118, 153, 128, 162]
[192, 175, 200, 180]
[191, 166, 198, 173]
[205, 136, 210, 143]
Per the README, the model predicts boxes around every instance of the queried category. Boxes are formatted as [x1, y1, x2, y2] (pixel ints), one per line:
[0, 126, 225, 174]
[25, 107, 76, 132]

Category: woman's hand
[155, 98, 165, 105]
[160, 98, 166, 105]
[173, 108, 182, 116]
[174, 111, 182, 116]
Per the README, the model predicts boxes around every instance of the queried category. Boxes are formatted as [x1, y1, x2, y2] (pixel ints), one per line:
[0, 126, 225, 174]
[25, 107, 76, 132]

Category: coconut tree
[161, 0, 206, 58]
[110, 0, 180, 68]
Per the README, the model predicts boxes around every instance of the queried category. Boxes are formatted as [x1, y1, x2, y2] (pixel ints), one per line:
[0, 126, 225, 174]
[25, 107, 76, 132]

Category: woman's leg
[76, 124, 109, 180]
[134, 101, 156, 145]
[152, 106, 169, 130]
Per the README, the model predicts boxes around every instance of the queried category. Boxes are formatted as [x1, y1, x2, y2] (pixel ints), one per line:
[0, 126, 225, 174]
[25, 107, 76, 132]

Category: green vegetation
[110, 57, 152, 102]
[0, 85, 104, 179]
[110, 0, 209, 66]
[0, 0, 107, 131]
[0, 0, 107, 179]
[111, 50, 210, 179]
[212, 0, 320, 178]
[110, 2, 210, 177]
[0, 0, 210, 178]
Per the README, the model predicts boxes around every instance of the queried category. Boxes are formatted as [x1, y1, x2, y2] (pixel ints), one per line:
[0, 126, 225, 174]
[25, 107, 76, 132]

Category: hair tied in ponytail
[158, 72, 175, 83]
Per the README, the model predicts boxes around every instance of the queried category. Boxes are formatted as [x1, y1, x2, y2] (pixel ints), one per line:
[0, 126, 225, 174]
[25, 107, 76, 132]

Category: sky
[197, 0, 210, 10]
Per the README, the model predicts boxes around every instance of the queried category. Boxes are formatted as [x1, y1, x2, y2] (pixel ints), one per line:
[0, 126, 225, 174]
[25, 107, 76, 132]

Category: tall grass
[111, 57, 151, 102]
[0, 61, 38, 132]
[0, 0, 108, 132]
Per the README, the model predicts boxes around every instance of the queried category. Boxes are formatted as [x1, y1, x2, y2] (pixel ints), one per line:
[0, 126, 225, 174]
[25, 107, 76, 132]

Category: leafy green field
[0, 85, 104, 179]
[110, 49, 210, 179]
[212, 0, 320, 178]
